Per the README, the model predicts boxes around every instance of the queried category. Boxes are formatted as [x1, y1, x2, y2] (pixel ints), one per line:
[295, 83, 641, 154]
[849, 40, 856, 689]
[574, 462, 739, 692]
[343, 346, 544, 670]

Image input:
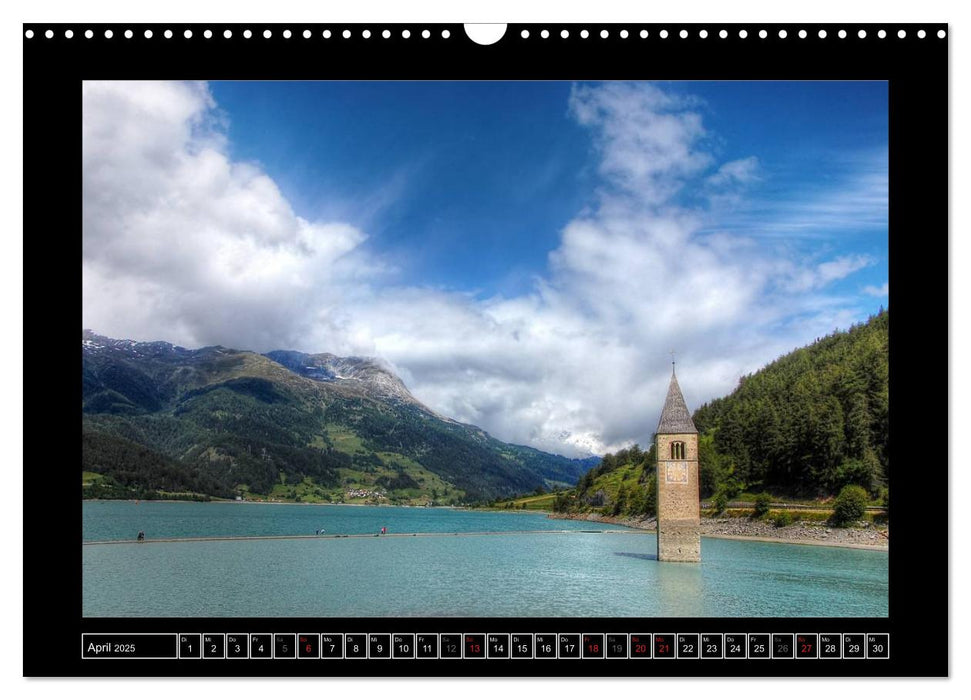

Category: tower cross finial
[670, 349, 676, 370]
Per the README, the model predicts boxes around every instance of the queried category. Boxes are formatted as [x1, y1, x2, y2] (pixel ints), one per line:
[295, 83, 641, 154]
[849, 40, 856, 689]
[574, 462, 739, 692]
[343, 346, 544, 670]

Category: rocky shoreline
[548, 512, 889, 550]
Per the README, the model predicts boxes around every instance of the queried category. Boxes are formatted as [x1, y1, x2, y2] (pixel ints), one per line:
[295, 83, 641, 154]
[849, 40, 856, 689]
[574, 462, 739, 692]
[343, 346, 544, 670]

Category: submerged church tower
[655, 365, 701, 562]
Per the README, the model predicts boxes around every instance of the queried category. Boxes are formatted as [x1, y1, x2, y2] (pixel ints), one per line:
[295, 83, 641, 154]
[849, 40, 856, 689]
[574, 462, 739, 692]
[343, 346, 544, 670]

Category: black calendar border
[23, 22, 948, 678]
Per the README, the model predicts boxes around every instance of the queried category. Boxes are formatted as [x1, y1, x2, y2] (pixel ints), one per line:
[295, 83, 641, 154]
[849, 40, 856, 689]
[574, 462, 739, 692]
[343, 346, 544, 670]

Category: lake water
[83, 501, 888, 617]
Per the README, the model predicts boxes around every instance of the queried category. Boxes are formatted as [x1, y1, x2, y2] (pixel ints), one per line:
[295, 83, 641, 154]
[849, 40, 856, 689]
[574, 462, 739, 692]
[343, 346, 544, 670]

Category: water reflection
[614, 552, 658, 561]
[656, 560, 704, 616]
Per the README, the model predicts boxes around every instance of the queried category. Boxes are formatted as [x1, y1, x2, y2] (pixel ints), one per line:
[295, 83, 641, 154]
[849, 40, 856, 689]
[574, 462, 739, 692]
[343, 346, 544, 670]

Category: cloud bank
[83, 80, 884, 457]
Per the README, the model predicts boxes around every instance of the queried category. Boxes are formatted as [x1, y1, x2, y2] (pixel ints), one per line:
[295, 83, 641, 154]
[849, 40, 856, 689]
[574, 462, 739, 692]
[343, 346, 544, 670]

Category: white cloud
[83, 81, 884, 458]
[785, 254, 875, 292]
[863, 282, 890, 297]
[707, 156, 760, 188]
[710, 150, 888, 239]
[83, 81, 385, 354]
[568, 82, 712, 204]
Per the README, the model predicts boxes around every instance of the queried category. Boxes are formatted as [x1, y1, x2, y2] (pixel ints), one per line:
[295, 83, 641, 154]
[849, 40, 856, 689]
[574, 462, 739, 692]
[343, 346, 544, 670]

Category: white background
[5, 1, 966, 698]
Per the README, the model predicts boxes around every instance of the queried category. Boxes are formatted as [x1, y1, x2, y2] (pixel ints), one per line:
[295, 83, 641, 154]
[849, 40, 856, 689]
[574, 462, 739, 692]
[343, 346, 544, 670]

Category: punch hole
[660, 29, 668, 38]
[184, 30, 193, 39]
[778, 29, 787, 38]
[243, 29, 252, 39]
[126, 29, 134, 39]
[362, 29, 371, 39]
[382, 29, 391, 39]
[679, 29, 688, 39]
[878, 29, 886, 39]
[283, 29, 291, 39]
[223, 30, 232, 39]
[917, 29, 926, 38]
[105, 29, 113, 39]
[25, 29, 34, 39]
[464, 24, 506, 45]
[86, 29, 94, 39]
[203, 30, 212, 39]
[719, 29, 728, 39]
[601, 29, 609, 39]
[325, 29, 333, 39]
[819, 29, 827, 39]
[303, 29, 311, 39]
[759, 29, 767, 39]
[520, 30, 529, 39]
[144, 29, 153, 39]
[422, 29, 431, 39]
[938, 29, 946, 38]
[540, 29, 549, 39]
[858, 29, 867, 38]
[264, 30, 272, 39]
[738, 30, 747, 39]
[620, 29, 628, 38]
[442, 29, 451, 39]
[65, 29, 73, 39]
[700, 30, 708, 39]
[838, 30, 847, 39]
[798, 29, 807, 38]
[560, 29, 569, 39]
[402, 29, 411, 39]
[639, 30, 648, 38]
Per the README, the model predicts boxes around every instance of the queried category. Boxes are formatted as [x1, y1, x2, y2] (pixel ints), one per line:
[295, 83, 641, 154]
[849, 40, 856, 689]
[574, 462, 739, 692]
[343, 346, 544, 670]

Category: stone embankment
[548, 512, 889, 549]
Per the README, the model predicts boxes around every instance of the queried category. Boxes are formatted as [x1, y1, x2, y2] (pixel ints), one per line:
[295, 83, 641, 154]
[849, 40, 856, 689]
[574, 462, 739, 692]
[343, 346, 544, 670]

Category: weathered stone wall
[656, 432, 701, 562]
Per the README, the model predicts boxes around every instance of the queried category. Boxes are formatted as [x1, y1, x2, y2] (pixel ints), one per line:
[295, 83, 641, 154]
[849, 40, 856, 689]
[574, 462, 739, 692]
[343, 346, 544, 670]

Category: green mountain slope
[81, 332, 593, 503]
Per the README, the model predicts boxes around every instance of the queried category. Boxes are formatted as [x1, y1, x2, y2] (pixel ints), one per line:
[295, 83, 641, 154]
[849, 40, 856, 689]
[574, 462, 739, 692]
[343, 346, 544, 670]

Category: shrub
[612, 485, 629, 516]
[721, 478, 743, 500]
[831, 485, 868, 526]
[752, 492, 772, 518]
[627, 487, 647, 516]
[711, 491, 729, 515]
[772, 510, 793, 528]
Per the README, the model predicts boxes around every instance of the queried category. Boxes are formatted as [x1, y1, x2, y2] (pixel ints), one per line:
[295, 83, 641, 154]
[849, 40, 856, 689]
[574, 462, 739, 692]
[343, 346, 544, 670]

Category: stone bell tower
[655, 364, 701, 562]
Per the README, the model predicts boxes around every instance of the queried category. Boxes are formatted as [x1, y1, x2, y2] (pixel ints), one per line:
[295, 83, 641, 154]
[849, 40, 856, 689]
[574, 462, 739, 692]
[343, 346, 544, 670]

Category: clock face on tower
[663, 461, 689, 484]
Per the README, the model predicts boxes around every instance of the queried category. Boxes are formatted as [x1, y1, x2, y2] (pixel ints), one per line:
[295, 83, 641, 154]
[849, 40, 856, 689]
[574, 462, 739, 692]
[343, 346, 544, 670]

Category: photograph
[80, 79, 890, 619]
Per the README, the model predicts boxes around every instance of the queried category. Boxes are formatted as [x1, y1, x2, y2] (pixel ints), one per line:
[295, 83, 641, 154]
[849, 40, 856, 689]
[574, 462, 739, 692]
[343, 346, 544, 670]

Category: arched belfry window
[671, 441, 685, 460]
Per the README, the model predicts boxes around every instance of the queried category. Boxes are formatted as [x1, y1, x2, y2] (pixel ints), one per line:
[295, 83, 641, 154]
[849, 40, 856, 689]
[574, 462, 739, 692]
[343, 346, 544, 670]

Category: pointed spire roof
[657, 367, 698, 434]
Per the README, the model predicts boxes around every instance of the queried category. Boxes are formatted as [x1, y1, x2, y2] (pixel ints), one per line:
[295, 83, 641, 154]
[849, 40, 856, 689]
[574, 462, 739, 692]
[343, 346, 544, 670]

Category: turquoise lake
[83, 501, 888, 617]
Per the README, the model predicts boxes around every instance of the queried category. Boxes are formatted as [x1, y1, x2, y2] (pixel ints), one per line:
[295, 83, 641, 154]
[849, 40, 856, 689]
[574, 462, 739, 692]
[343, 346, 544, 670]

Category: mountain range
[81, 331, 596, 503]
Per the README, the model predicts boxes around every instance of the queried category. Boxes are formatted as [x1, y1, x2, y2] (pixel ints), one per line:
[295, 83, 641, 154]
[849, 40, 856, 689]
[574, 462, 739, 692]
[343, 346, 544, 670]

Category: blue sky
[208, 80, 888, 301]
[83, 80, 888, 456]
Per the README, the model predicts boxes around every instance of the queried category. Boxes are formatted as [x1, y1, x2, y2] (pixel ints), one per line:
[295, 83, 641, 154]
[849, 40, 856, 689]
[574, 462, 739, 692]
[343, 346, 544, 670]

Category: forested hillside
[694, 309, 888, 497]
